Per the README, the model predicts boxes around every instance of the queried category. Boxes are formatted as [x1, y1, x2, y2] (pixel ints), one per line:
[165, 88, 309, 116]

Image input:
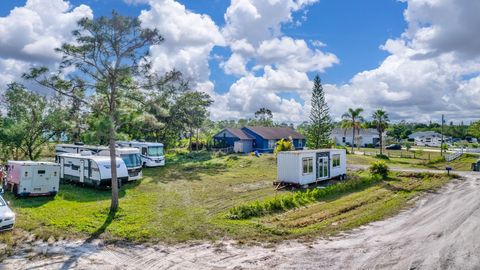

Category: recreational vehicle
[6, 161, 60, 197]
[55, 143, 107, 156]
[97, 147, 143, 181]
[117, 141, 165, 167]
[276, 149, 347, 186]
[57, 153, 129, 188]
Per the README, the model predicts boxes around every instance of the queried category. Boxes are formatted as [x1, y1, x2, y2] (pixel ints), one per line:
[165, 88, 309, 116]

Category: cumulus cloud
[0, 0, 92, 89]
[325, 0, 480, 123]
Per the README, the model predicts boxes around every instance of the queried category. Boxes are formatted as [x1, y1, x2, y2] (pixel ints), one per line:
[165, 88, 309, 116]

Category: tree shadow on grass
[148, 162, 229, 184]
[59, 210, 116, 270]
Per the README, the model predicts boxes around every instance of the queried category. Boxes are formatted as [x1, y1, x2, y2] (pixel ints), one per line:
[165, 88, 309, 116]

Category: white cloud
[139, 0, 224, 91]
[0, 0, 93, 89]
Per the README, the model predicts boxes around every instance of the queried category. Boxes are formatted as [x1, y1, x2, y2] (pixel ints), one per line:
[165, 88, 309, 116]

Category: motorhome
[276, 149, 347, 187]
[55, 143, 107, 156]
[57, 153, 129, 188]
[6, 161, 60, 197]
[97, 147, 142, 181]
[117, 141, 165, 167]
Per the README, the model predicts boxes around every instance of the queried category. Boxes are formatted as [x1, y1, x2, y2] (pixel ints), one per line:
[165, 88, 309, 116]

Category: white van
[6, 161, 60, 197]
[58, 153, 129, 188]
[117, 141, 165, 167]
[97, 147, 142, 181]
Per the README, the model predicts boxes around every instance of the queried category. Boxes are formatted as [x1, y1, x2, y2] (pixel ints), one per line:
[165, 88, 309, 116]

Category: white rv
[117, 141, 165, 167]
[97, 147, 142, 181]
[277, 149, 347, 186]
[57, 153, 129, 188]
[6, 161, 60, 197]
[55, 143, 107, 156]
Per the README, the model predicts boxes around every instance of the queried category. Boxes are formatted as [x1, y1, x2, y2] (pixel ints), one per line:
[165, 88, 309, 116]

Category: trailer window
[38, 170, 46, 174]
[71, 165, 80, 170]
[332, 154, 341, 167]
[302, 157, 313, 174]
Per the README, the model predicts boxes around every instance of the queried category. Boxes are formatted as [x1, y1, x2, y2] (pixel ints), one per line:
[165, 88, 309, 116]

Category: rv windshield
[147, 146, 164, 157]
[121, 153, 142, 168]
[0, 197, 6, 207]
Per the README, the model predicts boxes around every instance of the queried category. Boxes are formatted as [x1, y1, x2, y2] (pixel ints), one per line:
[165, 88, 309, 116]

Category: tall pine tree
[307, 75, 333, 149]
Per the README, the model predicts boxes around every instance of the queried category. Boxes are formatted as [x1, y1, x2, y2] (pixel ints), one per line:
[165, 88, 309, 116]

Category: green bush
[375, 154, 390, 160]
[369, 161, 389, 179]
[227, 173, 381, 220]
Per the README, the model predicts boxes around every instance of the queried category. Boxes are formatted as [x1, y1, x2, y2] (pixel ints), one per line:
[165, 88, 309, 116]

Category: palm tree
[342, 108, 364, 153]
[372, 109, 389, 155]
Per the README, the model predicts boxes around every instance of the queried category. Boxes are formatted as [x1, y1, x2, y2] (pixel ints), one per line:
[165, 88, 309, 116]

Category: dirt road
[2, 170, 480, 270]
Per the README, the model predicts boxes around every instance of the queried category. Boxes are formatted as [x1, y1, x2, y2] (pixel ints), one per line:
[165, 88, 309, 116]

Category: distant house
[408, 131, 448, 147]
[330, 128, 381, 147]
[213, 126, 306, 153]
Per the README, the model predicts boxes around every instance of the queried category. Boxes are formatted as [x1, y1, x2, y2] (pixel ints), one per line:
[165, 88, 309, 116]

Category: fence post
[428, 153, 431, 161]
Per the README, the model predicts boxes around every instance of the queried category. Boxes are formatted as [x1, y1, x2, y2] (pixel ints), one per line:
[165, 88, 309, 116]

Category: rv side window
[38, 170, 46, 174]
[92, 162, 99, 172]
[332, 154, 341, 167]
[71, 164, 80, 170]
[302, 157, 313, 174]
[142, 148, 147, 155]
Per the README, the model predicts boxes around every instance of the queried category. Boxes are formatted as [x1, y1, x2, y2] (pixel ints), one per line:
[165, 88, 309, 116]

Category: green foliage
[403, 142, 412, 151]
[375, 154, 390, 160]
[254, 108, 274, 127]
[228, 173, 382, 219]
[369, 161, 389, 179]
[274, 137, 295, 154]
[427, 156, 445, 165]
[307, 75, 333, 149]
[341, 108, 364, 153]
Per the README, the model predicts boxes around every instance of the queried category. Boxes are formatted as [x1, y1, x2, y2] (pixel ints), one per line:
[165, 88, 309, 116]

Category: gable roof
[331, 128, 379, 136]
[215, 128, 254, 140]
[244, 126, 306, 140]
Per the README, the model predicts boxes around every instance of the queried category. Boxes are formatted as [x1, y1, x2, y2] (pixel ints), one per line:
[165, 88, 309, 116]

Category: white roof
[99, 147, 140, 154]
[117, 141, 164, 146]
[59, 153, 122, 163]
[277, 149, 344, 155]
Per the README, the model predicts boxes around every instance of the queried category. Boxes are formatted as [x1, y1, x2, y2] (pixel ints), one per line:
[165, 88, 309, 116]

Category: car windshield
[147, 146, 164, 157]
[0, 197, 6, 207]
[121, 153, 142, 168]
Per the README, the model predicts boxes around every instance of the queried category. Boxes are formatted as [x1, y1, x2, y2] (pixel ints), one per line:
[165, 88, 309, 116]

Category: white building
[408, 131, 448, 147]
[330, 128, 381, 147]
[277, 149, 347, 186]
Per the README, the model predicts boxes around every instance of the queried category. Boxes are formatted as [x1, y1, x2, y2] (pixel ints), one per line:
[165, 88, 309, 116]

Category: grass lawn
[348, 152, 478, 171]
[0, 151, 458, 249]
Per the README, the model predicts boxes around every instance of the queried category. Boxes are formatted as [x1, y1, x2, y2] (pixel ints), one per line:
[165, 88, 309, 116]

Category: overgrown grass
[228, 173, 382, 219]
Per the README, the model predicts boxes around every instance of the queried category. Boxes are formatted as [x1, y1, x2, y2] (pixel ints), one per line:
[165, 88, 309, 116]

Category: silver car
[0, 194, 15, 231]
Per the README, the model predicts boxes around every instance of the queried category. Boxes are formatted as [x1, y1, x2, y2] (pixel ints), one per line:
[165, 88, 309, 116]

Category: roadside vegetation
[0, 152, 457, 248]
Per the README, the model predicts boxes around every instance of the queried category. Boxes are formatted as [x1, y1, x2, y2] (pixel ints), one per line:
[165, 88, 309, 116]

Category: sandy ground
[1, 169, 480, 270]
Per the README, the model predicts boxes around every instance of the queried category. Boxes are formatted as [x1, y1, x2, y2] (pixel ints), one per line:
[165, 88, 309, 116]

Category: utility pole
[441, 114, 445, 157]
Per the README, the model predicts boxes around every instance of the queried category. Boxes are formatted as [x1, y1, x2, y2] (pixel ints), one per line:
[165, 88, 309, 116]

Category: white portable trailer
[116, 141, 165, 167]
[97, 147, 143, 181]
[277, 149, 347, 186]
[6, 161, 60, 197]
[57, 153, 129, 188]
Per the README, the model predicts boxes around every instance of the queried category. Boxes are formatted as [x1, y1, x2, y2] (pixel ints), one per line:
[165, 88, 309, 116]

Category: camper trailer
[6, 161, 60, 197]
[97, 147, 142, 181]
[277, 149, 347, 186]
[57, 153, 129, 188]
[117, 141, 165, 167]
[55, 143, 107, 156]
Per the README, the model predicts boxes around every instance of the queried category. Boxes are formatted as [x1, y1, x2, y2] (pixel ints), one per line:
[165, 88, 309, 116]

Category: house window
[298, 140, 303, 147]
[332, 154, 340, 167]
[268, 140, 276, 149]
[342, 137, 346, 143]
[302, 157, 313, 174]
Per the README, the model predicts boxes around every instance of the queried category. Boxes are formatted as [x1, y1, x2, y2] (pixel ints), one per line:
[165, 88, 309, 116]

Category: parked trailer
[58, 153, 129, 188]
[116, 141, 165, 167]
[6, 161, 60, 197]
[276, 149, 347, 187]
[55, 143, 107, 156]
[97, 147, 143, 181]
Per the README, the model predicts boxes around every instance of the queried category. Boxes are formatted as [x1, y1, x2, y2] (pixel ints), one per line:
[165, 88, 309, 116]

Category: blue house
[213, 126, 306, 153]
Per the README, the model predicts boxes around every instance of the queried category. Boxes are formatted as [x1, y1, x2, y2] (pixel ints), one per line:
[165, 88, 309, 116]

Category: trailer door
[60, 158, 64, 178]
[317, 157, 329, 180]
[79, 160, 85, 183]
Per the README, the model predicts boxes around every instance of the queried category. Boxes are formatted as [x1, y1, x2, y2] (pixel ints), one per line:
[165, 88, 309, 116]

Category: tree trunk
[351, 119, 355, 154]
[379, 130, 383, 155]
[109, 82, 119, 213]
[188, 129, 193, 152]
[196, 128, 199, 151]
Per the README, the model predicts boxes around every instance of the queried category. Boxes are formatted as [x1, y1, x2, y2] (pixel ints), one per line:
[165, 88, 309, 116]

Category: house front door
[317, 157, 329, 180]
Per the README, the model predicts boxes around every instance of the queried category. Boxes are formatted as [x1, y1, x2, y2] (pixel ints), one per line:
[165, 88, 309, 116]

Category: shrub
[403, 142, 412, 151]
[375, 154, 390, 160]
[369, 161, 389, 179]
[366, 143, 374, 148]
[274, 137, 295, 154]
[227, 173, 383, 220]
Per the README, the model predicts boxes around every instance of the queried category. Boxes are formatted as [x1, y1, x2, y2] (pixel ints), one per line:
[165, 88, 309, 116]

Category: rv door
[79, 160, 85, 183]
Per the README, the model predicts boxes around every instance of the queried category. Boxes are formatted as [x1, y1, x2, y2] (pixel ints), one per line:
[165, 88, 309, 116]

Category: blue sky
[0, 0, 479, 123]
